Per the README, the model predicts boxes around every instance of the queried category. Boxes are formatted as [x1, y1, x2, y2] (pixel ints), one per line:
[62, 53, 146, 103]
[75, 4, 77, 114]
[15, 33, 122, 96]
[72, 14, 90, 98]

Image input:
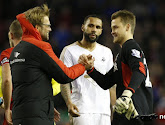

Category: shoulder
[122, 39, 143, 58]
[123, 39, 141, 50]
[64, 42, 78, 50]
[0, 47, 14, 62]
[23, 38, 52, 50]
[61, 42, 78, 54]
[1, 48, 14, 55]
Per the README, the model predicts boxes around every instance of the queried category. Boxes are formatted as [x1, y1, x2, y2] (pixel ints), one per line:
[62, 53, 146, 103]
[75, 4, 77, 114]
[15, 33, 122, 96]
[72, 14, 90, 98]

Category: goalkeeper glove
[114, 90, 133, 114]
[125, 99, 139, 120]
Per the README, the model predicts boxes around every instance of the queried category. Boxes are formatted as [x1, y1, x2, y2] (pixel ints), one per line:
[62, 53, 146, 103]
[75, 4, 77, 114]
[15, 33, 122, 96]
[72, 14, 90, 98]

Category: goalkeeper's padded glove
[114, 90, 133, 114]
[125, 99, 139, 120]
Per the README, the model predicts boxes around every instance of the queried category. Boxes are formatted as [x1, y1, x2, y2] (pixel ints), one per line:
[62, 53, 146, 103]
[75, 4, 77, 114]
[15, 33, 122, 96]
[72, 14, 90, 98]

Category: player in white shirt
[60, 15, 114, 125]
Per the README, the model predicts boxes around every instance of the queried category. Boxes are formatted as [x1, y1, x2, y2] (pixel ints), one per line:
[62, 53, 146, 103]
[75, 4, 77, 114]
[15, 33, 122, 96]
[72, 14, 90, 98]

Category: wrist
[122, 90, 133, 98]
[66, 100, 72, 106]
[87, 67, 94, 74]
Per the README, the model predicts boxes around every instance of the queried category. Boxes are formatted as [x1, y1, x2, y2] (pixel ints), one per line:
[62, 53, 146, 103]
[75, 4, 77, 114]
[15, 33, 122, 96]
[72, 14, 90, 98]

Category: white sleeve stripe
[1, 57, 9, 65]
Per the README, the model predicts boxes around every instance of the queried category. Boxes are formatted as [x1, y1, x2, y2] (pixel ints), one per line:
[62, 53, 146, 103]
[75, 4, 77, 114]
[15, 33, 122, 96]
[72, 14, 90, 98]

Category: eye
[96, 26, 101, 29]
[88, 24, 94, 27]
[112, 25, 118, 30]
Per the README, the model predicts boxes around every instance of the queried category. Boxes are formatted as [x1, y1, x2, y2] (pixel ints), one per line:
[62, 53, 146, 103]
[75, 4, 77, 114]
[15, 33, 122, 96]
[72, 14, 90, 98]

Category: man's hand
[5, 109, 13, 125]
[78, 54, 95, 70]
[54, 108, 60, 123]
[125, 101, 139, 120]
[114, 96, 131, 114]
[68, 102, 80, 117]
[114, 90, 133, 114]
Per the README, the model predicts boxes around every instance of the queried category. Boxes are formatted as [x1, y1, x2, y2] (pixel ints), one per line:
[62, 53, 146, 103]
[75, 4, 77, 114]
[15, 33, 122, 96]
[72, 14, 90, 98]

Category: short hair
[25, 4, 50, 27]
[111, 10, 136, 34]
[9, 20, 23, 39]
[83, 14, 103, 24]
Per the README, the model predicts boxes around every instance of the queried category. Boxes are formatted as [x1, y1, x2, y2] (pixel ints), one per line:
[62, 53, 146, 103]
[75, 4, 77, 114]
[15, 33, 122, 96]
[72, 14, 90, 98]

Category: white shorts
[71, 114, 111, 125]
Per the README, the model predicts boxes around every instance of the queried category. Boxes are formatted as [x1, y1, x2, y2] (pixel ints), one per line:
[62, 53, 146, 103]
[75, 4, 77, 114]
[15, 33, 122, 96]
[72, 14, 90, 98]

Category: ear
[35, 25, 41, 31]
[10, 32, 14, 40]
[99, 28, 103, 35]
[126, 23, 130, 31]
[81, 24, 84, 32]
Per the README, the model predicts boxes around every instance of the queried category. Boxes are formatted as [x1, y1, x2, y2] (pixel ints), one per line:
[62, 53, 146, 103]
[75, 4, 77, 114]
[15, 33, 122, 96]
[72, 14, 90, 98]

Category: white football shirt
[60, 41, 113, 115]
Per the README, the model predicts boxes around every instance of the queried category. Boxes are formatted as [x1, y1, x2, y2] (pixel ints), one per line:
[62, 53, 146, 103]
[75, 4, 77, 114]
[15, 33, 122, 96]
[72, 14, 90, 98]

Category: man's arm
[109, 84, 116, 121]
[87, 67, 115, 90]
[2, 63, 13, 125]
[60, 84, 80, 117]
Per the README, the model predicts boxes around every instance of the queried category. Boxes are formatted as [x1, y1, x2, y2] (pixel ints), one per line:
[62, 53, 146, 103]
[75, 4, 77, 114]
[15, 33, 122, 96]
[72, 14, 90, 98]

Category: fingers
[69, 110, 80, 117]
[78, 54, 88, 65]
[114, 96, 132, 116]
[5, 110, 13, 125]
[54, 108, 60, 122]
[68, 104, 80, 117]
[125, 101, 139, 120]
[78, 54, 95, 70]
[54, 108, 60, 115]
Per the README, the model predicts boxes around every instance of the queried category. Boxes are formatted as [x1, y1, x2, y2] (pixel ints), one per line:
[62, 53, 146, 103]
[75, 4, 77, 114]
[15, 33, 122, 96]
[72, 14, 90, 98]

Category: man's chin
[42, 37, 49, 41]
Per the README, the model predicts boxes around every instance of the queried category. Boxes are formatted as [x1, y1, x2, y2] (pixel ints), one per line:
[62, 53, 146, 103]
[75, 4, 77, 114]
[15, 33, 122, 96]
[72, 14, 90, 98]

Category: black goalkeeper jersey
[88, 39, 153, 116]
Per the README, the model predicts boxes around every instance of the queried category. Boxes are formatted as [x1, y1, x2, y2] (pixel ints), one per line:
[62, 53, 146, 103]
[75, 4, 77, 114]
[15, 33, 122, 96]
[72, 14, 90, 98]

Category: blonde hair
[9, 20, 22, 39]
[111, 10, 136, 34]
[25, 4, 50, 27]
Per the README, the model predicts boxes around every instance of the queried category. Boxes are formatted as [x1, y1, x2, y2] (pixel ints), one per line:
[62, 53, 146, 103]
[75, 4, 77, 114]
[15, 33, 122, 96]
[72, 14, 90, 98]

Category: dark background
[0, 0, 165, 125]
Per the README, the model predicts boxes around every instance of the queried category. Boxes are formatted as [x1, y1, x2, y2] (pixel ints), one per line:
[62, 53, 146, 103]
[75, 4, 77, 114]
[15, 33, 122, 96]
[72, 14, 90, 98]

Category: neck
[120, 33, 133, 47]
[13, 39, 21, 47]
[78, 37, 96, 51]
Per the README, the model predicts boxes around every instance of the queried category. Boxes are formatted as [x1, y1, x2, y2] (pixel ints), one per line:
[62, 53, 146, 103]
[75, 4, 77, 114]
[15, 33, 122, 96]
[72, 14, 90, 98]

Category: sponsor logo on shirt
[10, 52, 25, 65]
[101, 57, 106, 62]
[131, 49, 141, 58]
[14, 52, 20, 58]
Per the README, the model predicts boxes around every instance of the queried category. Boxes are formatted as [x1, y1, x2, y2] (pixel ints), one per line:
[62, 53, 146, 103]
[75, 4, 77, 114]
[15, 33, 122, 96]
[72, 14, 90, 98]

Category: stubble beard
[84, 32, 99, 43]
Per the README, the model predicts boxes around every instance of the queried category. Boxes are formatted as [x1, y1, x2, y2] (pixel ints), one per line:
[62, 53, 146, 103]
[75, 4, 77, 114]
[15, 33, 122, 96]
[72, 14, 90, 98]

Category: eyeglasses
[42, 23, 51, 27]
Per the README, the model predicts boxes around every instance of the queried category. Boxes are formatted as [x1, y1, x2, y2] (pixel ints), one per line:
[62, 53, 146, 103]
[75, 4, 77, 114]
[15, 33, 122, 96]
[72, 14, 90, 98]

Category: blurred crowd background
[0, 0, 165, 125]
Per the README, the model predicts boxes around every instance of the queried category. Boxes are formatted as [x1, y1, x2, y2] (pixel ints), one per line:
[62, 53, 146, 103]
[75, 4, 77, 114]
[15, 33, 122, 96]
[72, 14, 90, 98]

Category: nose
[111, 30, 115, 36]
[49, 27, 52, 32]
[91, 27, 96, 33]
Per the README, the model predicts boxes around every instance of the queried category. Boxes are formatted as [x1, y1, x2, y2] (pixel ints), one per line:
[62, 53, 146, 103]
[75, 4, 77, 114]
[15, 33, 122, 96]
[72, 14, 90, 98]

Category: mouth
[90, 34, 96, 38]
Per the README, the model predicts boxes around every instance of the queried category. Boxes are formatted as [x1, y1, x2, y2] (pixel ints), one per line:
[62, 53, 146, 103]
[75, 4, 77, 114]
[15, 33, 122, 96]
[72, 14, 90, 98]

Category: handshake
[78, 54, 95, 70]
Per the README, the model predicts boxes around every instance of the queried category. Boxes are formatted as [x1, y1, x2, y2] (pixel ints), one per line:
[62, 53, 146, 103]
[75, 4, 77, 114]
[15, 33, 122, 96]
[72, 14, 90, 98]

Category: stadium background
[0, 0, 165, 124]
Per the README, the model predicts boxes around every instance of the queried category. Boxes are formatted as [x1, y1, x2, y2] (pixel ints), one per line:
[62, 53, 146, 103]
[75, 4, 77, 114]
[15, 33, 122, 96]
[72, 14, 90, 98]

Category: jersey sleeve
[0, 50, 10, 65]
[123, 42, 146, 93]
[60, 47, 73, 67]
[87, 67, 115, 90]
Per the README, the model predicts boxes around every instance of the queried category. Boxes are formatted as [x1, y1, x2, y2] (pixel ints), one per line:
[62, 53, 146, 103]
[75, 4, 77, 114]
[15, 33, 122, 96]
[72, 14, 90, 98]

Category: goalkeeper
[79, 10, 154, 125]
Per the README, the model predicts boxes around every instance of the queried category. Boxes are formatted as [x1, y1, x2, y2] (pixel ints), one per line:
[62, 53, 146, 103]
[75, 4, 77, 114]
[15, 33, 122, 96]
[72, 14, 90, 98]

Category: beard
[41, 33, 49, 41]
[84, 32, 99, 43]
